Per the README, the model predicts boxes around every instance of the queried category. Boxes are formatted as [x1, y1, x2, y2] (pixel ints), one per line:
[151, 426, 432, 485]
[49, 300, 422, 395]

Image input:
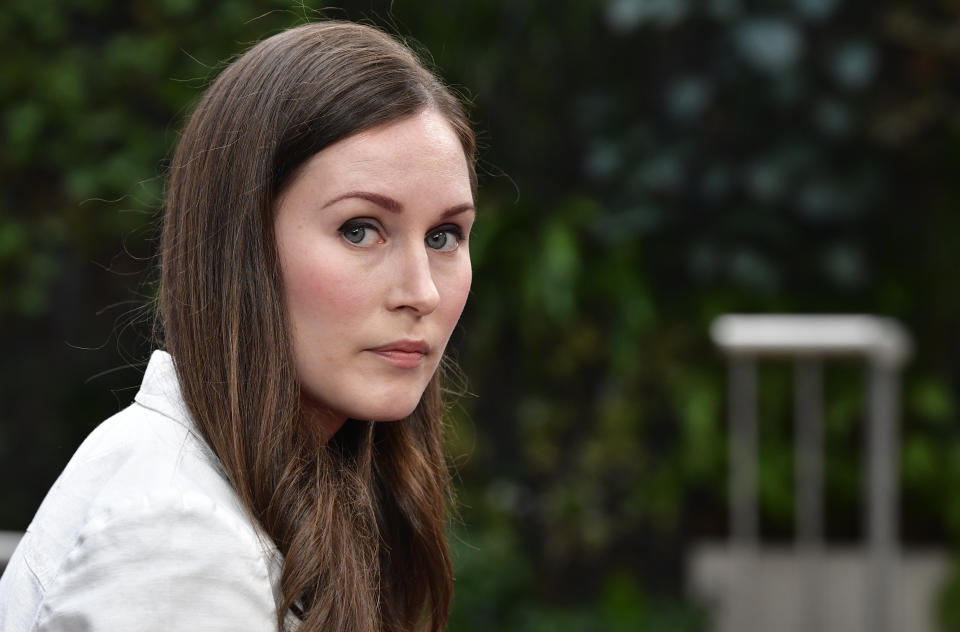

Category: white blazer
[0, 351, 291, 631]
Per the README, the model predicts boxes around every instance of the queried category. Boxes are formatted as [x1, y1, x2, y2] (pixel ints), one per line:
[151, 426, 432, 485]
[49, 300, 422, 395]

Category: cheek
[441, 261, 472, 322]
[280, 248, 382, 351]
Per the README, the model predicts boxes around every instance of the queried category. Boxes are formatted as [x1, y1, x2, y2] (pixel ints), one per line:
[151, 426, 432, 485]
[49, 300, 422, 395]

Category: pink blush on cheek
[283, 235, 378, 308]
[299, 264, 374, 307]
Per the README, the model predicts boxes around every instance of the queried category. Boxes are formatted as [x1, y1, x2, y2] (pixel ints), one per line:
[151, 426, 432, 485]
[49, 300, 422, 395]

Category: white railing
[709, 314, 912, 632]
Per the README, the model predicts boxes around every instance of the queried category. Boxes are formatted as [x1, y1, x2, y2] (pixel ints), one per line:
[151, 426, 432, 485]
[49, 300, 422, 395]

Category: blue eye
[426, 225, 463, 252]
[339, 221, 382, 246]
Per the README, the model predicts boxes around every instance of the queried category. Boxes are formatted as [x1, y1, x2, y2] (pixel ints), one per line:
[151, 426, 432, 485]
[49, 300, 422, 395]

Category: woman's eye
[339, 221, 382, 246]
[425, 227, 463, 252]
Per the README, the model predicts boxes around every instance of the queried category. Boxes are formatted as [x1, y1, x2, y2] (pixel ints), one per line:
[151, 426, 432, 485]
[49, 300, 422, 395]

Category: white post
[729, 358, 758, 632]
[866, 360, 901, 632]
[795, 358, 824, 632]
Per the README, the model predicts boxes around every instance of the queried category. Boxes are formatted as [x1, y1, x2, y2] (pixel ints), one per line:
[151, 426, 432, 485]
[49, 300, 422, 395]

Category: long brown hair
[158, 21, 475, 632]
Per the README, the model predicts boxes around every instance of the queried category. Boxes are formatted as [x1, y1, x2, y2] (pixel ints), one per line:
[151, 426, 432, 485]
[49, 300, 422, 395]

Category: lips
[367, 340, 430, 368]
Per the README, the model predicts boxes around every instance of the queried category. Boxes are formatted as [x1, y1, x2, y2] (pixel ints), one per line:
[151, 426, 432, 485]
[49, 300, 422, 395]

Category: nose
[386, 243, 440, 315]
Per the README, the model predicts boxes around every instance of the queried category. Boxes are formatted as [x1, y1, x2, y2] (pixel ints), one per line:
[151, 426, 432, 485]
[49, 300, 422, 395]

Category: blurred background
[2, 0, 960, 629]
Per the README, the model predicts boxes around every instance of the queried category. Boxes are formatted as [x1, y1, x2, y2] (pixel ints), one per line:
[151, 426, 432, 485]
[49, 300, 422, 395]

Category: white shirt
[0, 351, 290, 631]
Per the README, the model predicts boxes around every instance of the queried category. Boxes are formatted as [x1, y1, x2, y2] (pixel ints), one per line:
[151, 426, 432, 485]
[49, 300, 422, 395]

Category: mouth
[367, 340, 430, 368]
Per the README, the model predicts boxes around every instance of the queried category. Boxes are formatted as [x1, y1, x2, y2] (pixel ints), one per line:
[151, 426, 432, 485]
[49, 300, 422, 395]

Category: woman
[0, 20, 476, 632]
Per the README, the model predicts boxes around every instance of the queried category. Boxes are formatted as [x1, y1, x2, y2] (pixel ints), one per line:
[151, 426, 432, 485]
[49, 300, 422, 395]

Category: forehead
[308, 110, 471, 191]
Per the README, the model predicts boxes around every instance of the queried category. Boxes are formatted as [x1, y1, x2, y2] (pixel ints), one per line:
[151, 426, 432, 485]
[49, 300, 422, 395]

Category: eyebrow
[322, 191, 475, 219]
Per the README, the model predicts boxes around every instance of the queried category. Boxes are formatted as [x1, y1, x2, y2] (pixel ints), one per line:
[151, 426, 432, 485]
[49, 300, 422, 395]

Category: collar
[133, 350, 196, 432]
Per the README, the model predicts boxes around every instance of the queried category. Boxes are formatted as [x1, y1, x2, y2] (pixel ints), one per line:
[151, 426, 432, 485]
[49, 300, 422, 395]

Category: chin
[333, 389, 423, 423]
[303, 376, 431, 424]
[360, 401, 421, 422]
[346, 378, 433, 422]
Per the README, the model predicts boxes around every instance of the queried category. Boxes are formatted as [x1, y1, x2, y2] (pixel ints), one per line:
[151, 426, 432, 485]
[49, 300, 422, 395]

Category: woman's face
[274, 109, 475, 429]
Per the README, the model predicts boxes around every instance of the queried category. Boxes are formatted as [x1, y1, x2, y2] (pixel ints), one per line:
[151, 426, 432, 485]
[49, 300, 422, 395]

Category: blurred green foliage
[3, 0, 960, 629]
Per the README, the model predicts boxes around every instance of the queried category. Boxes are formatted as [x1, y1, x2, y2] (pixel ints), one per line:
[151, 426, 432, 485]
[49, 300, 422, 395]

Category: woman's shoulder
[40, 392, 250, 540]
[2, 479, 281, 631]
[0, 352, 284, 630]
[59, 384, 239, 515]
[29, 351, 255, 563]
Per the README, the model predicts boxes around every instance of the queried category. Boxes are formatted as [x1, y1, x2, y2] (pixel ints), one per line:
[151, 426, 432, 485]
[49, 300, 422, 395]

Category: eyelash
[337, 220, 467, 249]
[339, 219, 382, 245]
[433, 224, 465, 241]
